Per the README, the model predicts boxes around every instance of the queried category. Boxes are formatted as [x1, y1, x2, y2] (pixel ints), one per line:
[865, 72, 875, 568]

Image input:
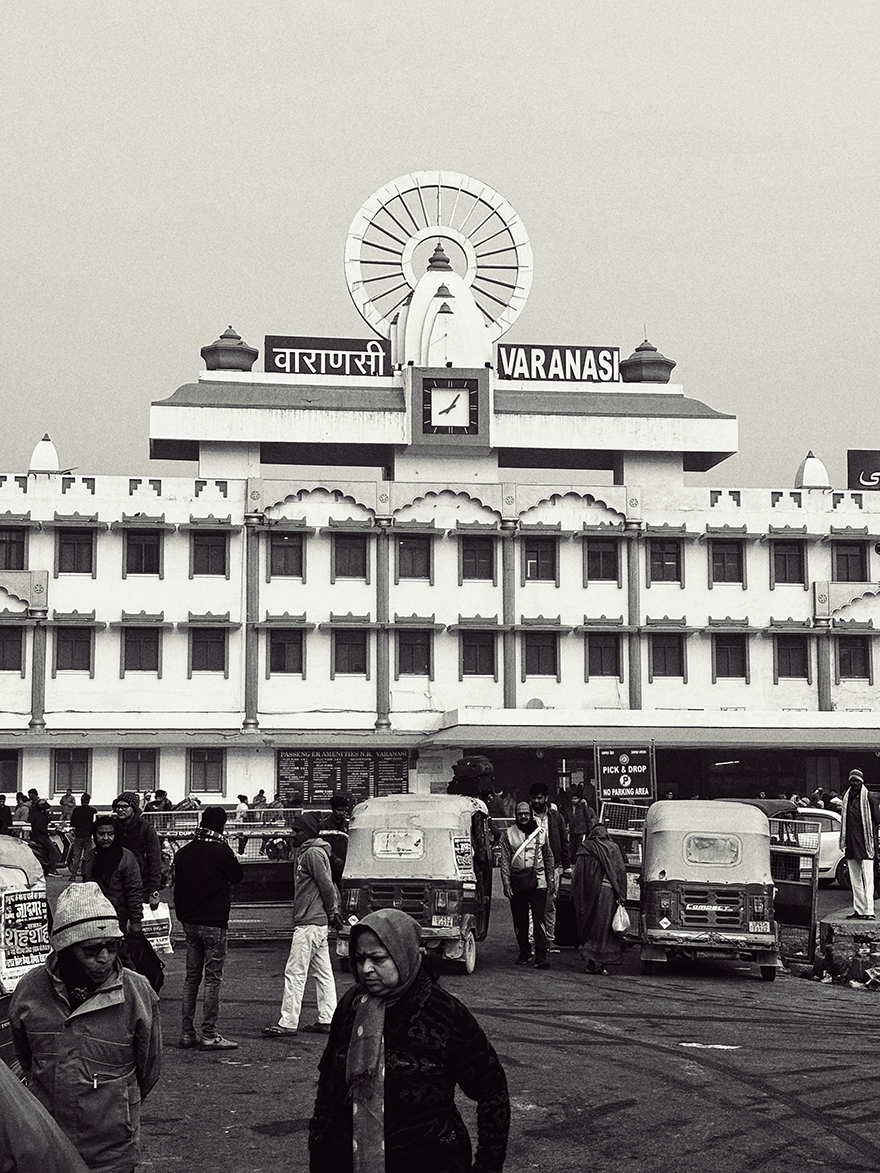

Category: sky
[2, 2, 877, 489]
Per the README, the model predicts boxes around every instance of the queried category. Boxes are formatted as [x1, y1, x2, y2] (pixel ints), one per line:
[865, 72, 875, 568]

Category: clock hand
[437, 393, 460, 416]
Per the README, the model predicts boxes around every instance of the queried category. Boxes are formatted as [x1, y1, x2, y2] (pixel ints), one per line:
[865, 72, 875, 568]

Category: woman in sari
[571, 819, 628, 974]
[309, 908, 509, 1173]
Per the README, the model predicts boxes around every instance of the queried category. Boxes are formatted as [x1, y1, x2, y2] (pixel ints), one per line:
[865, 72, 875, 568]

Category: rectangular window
[397, 630, 432, 676]
[649, 540, 681, 584]
[776, 635, 808, 679]
[269, 629, 304, 674]
[832, 542, 867, 583]
[0, 750, 19, 795]
[334, 535, 368, 580]
[334, 629, 368, 675]
[53, 748, 90, 793]
[524, 539, 557, 582]
[586, 540, 618, 582]
[123, 628, 160, 673]
[191, 532, 228, 577]
[714, 634, 747, 679]
[56, 628, 92, 673]
[120, 748, 157, 792]
[773, 542, 805, 586]
[397, 537, 431, 581]
[461, 537, 494, 581]
[651, 633, 684, 678]
[711, 541, 744, 585]
[125, 530, 161, 576]
[58, 529, 94, 575]
[586, 633, 620, 678]
[0, 627, 23, 673]
[188, 748, 225, 794]
[0, 529, 25, 571]
[524, 632, 558, 677]
[270, 532, 304, 578]
[190, 628, 227, 675]
[461, 631, 496, 677]
[838, 635, 870, 680]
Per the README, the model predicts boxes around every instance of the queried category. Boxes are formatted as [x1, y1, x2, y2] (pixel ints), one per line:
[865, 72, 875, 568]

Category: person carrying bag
[500, 801, 553, 969]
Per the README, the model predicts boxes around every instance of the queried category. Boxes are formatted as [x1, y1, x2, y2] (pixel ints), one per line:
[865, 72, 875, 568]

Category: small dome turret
[619, 338, 676, 384]
[200, 326, 258, 372]
[29, 434, 60, 474]
[794, 451, 831, 490]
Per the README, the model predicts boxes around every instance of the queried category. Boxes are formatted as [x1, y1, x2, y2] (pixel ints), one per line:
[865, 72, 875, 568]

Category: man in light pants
[263, 812, 341, 1037]
[529, 782, 571, 952]
[840, 768, 880, 920]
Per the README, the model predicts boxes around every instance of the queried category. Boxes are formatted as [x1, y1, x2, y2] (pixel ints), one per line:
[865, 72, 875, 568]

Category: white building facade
[2, 172, 878, 807]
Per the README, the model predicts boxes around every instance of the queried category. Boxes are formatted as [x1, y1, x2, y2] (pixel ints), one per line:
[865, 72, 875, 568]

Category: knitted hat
[294, 811, 323, 840]
[51, 881, 123, 952]
[849, 769, 865, 783]
[329, 793, 349, 811]
[201, 806, 227, 832]
[113, 791, 142, 812]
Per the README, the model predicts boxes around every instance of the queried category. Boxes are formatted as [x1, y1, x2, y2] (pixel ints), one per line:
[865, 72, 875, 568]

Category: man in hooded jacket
[262, 812, 342, 1037]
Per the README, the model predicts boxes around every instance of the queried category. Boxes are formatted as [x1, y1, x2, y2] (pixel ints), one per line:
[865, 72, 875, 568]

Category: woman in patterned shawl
[309, 908, 509, 1173]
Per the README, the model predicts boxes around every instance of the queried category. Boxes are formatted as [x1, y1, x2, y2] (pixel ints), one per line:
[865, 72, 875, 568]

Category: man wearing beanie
[262, 811, 342, 1038]
[173, 805, 243, 1050]
[112, 791, 163, 909]
[10, 882, 161, 1173]
[840, 768, 880, 919]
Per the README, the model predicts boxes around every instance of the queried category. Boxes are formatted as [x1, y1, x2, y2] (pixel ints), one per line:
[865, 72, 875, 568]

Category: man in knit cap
[173, 805, 243, 1050]
[10, 881, 161, 1173]
[262, 811, 342, 1038]
[840, 768, 880, 919]
[112, 790, 163, 909]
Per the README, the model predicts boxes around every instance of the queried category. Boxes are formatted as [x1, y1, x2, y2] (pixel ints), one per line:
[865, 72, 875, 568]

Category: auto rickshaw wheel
[455, 929, 477, 975]
[641, 960, 655, 976]
[760, 965, 777, 982]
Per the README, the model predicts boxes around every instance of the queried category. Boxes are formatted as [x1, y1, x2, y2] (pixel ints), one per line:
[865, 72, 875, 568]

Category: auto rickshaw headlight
[751, 895, 766, 918]
[658, 891, 672, 912]
[434, 888, 448, 912]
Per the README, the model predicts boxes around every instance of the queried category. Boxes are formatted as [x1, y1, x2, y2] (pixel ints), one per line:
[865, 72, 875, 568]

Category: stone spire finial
[200, 326, 258, 372]
[427, 242, 453, 271]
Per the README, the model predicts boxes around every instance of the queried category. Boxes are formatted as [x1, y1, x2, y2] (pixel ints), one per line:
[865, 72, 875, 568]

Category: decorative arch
[393, 490, 502, 527]
[518, 491, 625, 528]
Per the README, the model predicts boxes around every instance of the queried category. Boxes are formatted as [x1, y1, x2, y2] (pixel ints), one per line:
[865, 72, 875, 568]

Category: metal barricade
[768, 816, 821, 961]
[600, 801, 650, 906]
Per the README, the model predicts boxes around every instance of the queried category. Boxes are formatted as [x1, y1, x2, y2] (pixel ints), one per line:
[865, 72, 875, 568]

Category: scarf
[346, 909, 423, 1173]
[195, 827, 227, 845]
[840, 785, 875, 858]
[90, 817, 124, 885]
[577, 822, 627, 901]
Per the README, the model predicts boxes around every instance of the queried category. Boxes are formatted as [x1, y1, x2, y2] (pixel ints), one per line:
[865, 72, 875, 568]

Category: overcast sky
[3, 2, 877, 489]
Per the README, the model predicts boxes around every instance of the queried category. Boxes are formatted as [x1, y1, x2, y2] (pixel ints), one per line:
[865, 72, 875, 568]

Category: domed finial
[29, 434, 60, 474]
[433, 283, 454, 299]
[200, 326, 258, 372]
[794, 451, 831, 490]
[427, 242, 453, 271]
[619, 338, 676, 384]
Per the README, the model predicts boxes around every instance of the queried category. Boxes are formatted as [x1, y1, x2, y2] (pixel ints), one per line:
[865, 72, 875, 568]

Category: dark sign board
[847, 450, 880, 490]
[497, 344, 619, 382]
[596, 747, 655, 802]
[265, 336, 391, 378]
[276, 749, 409, 805]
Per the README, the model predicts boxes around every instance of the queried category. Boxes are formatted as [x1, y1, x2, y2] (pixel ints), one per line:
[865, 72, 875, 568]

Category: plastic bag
[611, 903, 630, 935]
[141, 900, 174, 954]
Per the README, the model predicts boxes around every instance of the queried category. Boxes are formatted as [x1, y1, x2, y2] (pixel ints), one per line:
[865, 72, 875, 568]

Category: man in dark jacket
[840, 768, 880, 919]
[173, 806, 243, 1050]
[529, 782, 571, 952]
[112, 791, 162, 908]
[67, 792, 97, 878]
[28, 797, 57, 874]
[320, 793, 350, 885]
[0, 793, 13, 835]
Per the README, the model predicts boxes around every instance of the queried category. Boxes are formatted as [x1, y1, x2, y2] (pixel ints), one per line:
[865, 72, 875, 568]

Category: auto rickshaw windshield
[642, 800, 772, 885]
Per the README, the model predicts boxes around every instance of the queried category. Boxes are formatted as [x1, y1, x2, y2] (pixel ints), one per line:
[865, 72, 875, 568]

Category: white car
[780, 807, 847, 888]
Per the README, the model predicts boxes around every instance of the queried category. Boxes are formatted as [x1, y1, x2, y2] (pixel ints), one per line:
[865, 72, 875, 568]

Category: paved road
[126, 880, 880, 1173]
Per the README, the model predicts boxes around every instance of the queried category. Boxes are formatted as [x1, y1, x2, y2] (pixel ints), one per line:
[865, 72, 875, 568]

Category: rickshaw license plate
[748, 920, 770, 933]
[431, 915, 455, 927]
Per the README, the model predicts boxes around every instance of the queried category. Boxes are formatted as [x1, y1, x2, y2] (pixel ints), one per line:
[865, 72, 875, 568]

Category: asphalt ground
[35, 876, 880, 1173]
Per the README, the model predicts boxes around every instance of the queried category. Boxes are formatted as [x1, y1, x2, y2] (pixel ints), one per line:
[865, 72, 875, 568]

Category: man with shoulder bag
[500, 801, 553, 969]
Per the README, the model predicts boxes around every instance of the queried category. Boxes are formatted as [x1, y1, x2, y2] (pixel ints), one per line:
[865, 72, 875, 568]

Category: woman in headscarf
[309, 908, 509, 1173]
[82, 815, 144, 935]
[570, 817, 628, 974]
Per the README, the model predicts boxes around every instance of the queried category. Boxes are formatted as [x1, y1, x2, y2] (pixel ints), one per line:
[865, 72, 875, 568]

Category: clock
[422, 377, 479, 435]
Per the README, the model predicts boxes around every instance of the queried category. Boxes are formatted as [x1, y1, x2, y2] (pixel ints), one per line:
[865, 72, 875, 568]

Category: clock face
[422, 378, 479, 435]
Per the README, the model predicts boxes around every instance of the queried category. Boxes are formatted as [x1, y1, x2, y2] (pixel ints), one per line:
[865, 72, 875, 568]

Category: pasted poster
[1, 889, 50, 975]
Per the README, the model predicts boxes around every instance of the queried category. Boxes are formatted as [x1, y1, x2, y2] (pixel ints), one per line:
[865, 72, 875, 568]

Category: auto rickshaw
[639, 800, 779, 981]
[335, 794, 492, 974]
